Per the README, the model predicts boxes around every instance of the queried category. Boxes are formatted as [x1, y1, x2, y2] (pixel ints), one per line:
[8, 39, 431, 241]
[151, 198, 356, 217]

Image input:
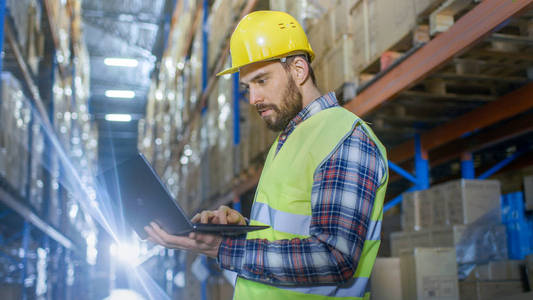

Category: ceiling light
[104, 58, 139, 67]
[105, 114, 132, 122]
[105, 90, 135, 99]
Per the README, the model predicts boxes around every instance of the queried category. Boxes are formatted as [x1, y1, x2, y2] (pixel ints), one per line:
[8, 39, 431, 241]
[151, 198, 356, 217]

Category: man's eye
[258, 79, 266, 84]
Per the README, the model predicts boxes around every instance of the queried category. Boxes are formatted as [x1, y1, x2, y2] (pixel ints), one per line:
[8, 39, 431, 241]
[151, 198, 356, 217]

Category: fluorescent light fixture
[104, 58, 139, 67]
[105, 114, 132, 122]
[105, 90, 135, 99]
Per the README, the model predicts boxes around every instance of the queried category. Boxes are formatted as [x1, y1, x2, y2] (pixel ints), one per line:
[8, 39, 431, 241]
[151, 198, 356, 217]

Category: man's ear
[290, 57, 310, 86]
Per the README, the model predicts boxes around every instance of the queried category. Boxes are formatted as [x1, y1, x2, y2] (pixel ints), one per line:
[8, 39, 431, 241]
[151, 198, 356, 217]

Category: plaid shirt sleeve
[217, 124, 385, 285]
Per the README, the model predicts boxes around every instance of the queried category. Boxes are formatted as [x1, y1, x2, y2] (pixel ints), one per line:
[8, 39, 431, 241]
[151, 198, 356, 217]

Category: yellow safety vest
[233, 107, 389, 300]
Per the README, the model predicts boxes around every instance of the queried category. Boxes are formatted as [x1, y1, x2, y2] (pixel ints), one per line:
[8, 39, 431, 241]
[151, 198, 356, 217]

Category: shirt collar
[282, 92, 339, 134]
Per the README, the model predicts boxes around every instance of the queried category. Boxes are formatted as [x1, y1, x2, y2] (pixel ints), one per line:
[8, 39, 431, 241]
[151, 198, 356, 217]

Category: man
[145, 10, 388, 300]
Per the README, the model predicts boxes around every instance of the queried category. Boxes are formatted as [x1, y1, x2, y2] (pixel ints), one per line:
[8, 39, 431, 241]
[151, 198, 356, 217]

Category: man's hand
[144, 222, 222, 258]
[192, 205, 246, 226]
[144, 205, 246, 258]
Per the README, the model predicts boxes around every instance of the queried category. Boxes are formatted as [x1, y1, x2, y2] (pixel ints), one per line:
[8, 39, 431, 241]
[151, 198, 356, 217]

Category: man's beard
[256, 76, 303, 132]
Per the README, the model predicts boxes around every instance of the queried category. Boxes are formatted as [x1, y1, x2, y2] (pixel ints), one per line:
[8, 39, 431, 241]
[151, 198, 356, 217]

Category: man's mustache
[255, 103, 279, 114]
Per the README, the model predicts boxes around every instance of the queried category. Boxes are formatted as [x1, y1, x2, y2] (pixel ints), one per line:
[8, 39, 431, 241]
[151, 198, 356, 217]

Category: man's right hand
[192, 205, 246, 226]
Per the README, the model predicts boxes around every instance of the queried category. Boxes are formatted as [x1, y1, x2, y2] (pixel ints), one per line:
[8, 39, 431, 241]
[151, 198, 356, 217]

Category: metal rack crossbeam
[344, 0, 533, 116]
[0, 180, 75, 250]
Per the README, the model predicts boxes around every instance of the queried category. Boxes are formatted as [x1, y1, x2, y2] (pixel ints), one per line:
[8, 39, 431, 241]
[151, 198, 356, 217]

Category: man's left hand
[145, 222, 222, 258]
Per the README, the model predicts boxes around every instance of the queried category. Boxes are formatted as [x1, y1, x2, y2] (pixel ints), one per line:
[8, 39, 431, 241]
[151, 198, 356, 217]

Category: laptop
[98, 153, 269, 239]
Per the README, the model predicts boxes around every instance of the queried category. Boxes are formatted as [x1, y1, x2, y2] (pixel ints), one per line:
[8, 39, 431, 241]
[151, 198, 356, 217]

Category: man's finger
[145, 225, 168, 247]
[191, 213, 201, 223]
[200, 211, 214, 223]
[216, 210, 228, 224]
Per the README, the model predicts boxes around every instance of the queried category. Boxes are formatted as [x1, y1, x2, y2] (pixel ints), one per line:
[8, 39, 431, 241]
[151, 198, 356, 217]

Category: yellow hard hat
[216, 10, 315, 76]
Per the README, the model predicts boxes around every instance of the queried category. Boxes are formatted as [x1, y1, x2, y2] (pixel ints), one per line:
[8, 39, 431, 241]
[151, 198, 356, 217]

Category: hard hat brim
[216, 66, 239, 76]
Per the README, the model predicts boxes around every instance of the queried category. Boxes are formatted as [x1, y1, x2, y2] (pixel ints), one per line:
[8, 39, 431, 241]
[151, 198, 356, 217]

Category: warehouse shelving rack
[0, 1, 97, 299]
[186, 0, 533, 214]
[351, 0, 533, 209]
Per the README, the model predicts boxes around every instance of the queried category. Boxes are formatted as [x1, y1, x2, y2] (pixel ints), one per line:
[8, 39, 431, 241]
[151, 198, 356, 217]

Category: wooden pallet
[429, 0, 479, 35]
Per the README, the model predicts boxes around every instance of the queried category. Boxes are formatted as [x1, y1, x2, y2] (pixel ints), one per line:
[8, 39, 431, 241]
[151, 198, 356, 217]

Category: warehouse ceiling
[82, 0, 175, 168]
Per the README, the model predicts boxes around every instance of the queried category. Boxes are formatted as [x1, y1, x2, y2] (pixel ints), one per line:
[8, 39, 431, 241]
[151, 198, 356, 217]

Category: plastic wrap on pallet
[0, 73, 31, 197]
[207, 0, 247, 69]
[52, 70, 72, 151]
[48, 154, 62, 228]
[73, 42, 91, 116]
[167, 0, 198, 67]
[43, 0, 72, 68]
[29, 114, 46, 213]
[501, 192, 526, 224]
[501, 192, 532, 260]
[6, 0, 37, 54]
[455, 208, 508, 279]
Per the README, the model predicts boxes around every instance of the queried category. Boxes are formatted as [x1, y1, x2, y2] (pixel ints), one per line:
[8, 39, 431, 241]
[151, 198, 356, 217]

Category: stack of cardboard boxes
[372, 179, 527, 299]
[391, 180, 503, 255]
[0, 73, 32, 199]
[305, 0, 447, 94]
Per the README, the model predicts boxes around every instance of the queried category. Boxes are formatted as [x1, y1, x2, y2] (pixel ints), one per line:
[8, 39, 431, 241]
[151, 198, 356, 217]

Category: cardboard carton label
[423, 276, 457, 298]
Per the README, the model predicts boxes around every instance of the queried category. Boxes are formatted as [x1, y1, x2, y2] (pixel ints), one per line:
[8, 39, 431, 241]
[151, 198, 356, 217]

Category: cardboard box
[323, 34, 357, 92]
[391, 231, 411, 257]
[350, 0, 417, 73]
[371, 258, 403, 300]
[402, 189, 432, 231]
[391, 226, 465, 256]
[350, 0, 371, 73]
[330, 0, 357, 40]
[459, 281, 524, 300]
[430, 226, 466, 248]
[428, 184, 449, 226]
[307, 11, 333, 59]
[438, 179, 501, 225]
[379, 213, 402, 257]
[413, 0, 447, 18]
[468, 260, 523, 281]
[400, 248, 459, 300]
[497, 292, 533, 300]
[524, 176, 533, 211]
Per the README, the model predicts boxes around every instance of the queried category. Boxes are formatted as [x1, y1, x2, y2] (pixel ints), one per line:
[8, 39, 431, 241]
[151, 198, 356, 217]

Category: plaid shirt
[218, 92, 386, 285]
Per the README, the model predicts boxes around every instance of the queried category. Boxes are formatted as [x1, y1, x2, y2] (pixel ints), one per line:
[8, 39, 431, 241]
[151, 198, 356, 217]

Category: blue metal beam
[388, 161, 418, 185]
[201, 2, 209, 300]
[384, 133, 431, 212]
[461, 152, 475, 179]
[4, 229, 24, 245]
[233, 195, 242, 213]
[233, 72, 241, 145]
[478, 151, 525, 180]
[21, 222, 31, 300]
[0, 248, 20, 265]
[0, 0, 6, 73]
[0, 210, 11, 220]
[414, 134, 430, 190]
[201, 0, 209, 115]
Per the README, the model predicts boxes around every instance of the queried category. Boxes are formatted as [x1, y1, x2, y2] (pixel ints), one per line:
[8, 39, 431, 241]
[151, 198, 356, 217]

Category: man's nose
[248, 88, 262, 105]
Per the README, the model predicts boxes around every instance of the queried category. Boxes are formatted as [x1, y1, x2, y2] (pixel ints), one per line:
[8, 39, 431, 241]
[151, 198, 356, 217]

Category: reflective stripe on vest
[251, 201, 381, 241]
[251, 201, 311, 236]
[234, 107, 388, 300]
[278, 277, 369, 298]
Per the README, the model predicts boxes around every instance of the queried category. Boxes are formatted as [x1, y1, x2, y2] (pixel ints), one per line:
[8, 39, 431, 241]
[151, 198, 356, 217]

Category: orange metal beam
[430, 113, 533, 167]
[388, 112, 533, 183]
[343, 0, 533, 116]
[389, 82, 533, 163]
